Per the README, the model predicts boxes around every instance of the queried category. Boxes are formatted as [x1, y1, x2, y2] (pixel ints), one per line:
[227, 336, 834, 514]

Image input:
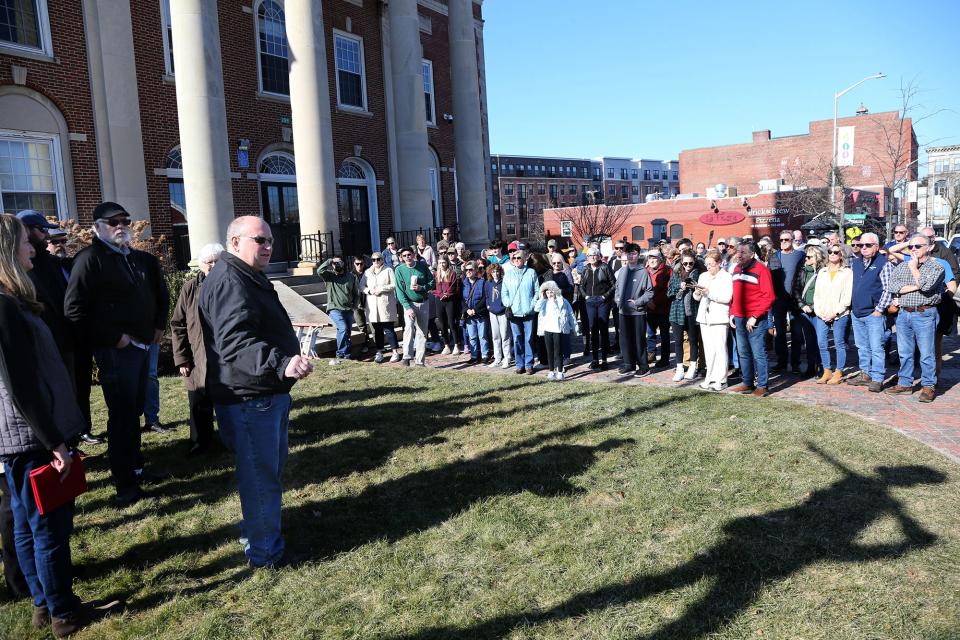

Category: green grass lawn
[3, 363, 959, 639]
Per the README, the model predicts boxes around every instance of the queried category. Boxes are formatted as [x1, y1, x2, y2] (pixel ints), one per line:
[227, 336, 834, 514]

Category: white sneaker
[556, 371, 565, 381]
[672, 364, 685, 381]
[389, 353, 402, 363]
[452, 346, 460, 356]
[441, 346, 451, 355]
[684, 366, 697, 380]
[488, 360, 500, 368]
[699, 380, 710, 390]
[547, 371, 556, 380]
[374, 351, 384, 364]
[501, 360, 511, 369]
[329, 358, 341, 366]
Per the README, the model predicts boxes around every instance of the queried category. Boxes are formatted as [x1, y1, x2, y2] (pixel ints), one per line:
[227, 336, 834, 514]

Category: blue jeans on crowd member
[585, 297, 611, 362]
[215, 393, 292, 567]
[851, 312, 887, 382]
[813, 314, 850, 371]
[510, 314, 535, 371]
[895, 307, 938, 388]
[3, 452, 80, 618]
[143, 342, 160, 425]
[728, 330, 739, 369]
[94, 344, 148, 496]
[734, 315, 769, 388]
[328, 309, 354, 359]
[465, 316, 490, 359]
[793, 312, 820, 374]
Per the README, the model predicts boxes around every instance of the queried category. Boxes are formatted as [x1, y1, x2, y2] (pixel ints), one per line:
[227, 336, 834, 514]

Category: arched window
[338, 161, 365, 180]
[256, 0, 289, 95]
[259, 153, 296, 177]
[631, 225, 645, 241]
[670, 224, 683, 240]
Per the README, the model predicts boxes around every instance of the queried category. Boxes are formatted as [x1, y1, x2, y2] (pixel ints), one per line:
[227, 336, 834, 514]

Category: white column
[388, 0, 433, 231]
[169, 0, 235, 259]
[286, 0, 338, 264]
[447, 0, 490, 249]
[82, 0, 150, 223]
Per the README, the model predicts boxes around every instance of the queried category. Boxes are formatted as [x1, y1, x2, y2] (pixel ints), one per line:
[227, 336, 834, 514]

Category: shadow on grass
[385, 443, 946, 640]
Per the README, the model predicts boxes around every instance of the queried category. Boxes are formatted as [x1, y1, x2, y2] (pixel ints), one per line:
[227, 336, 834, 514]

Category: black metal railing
[298, 230, 335, 262]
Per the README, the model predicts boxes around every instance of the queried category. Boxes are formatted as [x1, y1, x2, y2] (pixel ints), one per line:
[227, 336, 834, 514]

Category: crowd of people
[328, 226, 957, 401]
[0, 205, 957, 636]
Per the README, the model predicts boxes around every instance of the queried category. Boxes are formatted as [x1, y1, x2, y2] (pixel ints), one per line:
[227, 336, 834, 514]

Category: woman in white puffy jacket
[693, 249, 733, 390]
[360, 252, 401, 363]
[812, 244, 853, 385]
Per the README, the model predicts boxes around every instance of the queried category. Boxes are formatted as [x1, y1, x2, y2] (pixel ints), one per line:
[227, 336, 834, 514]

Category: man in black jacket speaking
[65, 202, 168, 507]
[199, 215, 313, 568]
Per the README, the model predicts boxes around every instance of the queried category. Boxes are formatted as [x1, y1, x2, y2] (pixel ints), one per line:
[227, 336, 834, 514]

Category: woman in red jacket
[434, 255, 463, 355]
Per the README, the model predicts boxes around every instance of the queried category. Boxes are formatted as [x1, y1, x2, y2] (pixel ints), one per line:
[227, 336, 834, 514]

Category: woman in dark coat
[0, 214, 91, 636]
[171, 243, 223, 455]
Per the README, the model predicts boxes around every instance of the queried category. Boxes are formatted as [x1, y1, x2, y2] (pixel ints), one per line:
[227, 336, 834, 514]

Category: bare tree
[550, 201, 633, 247]
[935, 173, 960, 238]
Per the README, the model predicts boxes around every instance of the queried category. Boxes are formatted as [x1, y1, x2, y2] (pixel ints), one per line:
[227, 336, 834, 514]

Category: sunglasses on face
[511, 256, 524, 262]
[242, 235, 273, 245]
[354, 262, 363, 266]
[100, 217, 131, 227]
[372, 257, 383, 262]
[908, 244, 926, 250]
[614, 246, 624, 250]
[860, 243, 876, 247]
[780, 238, 792, 242]
[805, 255, 816, 259]
[895, 230, 907, 234]
[851, 243, 862, 248]
[401, 253, 413, 259]
[681, 261, 694, 266]
[828, 250, 842, 255]
[465, 268, 475, 272]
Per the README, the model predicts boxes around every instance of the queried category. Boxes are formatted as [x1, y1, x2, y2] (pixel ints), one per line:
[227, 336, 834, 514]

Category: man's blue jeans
[328, 309, 353, 359]
[735, 316, 769, 388]
[3, 452, 80, 618]
[813, 314, 850, 370]
[94, 344, 148, 495]
[464, 316, 490, 359]
[215, 393, 292, 567]
[851, 313, 887, 382]
[510, 315, 535, 370]
[143, 342, 160, 425]
[895, 307, 938, 388]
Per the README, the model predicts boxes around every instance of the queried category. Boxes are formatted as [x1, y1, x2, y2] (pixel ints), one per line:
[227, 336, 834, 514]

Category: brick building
[679, 111, 917, 220]
[0, 0, 492, 266]
[545, 112, 918, 248]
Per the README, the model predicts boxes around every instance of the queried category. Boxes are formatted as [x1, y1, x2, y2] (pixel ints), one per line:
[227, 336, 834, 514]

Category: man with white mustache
[65, 202, 169, 507]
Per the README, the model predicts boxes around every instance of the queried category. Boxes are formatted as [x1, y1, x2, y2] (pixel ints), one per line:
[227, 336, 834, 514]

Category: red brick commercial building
[545, 112, 917, 248]
[0, 0, 492, 267]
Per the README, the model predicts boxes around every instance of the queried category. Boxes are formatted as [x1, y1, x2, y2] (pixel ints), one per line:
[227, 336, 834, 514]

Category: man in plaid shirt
[884, 234, 945, 402]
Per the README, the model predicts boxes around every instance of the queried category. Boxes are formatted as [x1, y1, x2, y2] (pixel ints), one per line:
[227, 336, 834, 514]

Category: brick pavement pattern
[371, 331, 960, 464]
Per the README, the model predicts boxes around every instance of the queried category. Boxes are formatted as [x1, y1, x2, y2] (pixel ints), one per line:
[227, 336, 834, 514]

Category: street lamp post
[830, 73, 886, 228]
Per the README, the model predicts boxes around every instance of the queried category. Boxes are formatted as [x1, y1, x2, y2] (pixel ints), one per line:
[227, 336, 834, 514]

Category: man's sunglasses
[99, 217, 131, 227]
[908, 244, 927, 250]
[681, 261, 695, 266]
[372, 257, 383, 262]
[860, 243, 876, 247]
[851, 243, 862, 248]
[241, 235, 273, 246]
[354, 262, 364, 266]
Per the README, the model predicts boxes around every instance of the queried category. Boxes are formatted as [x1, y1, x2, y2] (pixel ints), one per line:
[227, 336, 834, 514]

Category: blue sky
[482, 0, 960, 174]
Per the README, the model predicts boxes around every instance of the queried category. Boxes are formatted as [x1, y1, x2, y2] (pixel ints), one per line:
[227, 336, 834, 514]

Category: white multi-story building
[925, 145, 960, 234]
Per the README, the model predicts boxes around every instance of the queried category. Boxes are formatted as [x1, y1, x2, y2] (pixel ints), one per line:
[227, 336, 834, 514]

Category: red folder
[28, 453, 87, 516]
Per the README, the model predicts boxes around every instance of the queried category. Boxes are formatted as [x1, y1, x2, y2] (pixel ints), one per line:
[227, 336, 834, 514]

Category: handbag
[29, 452, 87, 516]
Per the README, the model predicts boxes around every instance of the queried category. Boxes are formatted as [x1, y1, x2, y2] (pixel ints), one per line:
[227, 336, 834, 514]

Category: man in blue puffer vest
[847, 233, 896, 393]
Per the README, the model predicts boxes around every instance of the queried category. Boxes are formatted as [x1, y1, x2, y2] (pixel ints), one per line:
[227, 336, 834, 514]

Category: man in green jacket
[394, 246, 435, 366]
[317, 257, 360, 364]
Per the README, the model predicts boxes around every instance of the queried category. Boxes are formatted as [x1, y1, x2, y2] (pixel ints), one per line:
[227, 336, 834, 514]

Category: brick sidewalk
[380, 332, 960, 464]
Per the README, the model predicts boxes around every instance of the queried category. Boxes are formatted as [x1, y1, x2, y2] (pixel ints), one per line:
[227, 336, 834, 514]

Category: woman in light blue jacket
[534, 280, 576, 381]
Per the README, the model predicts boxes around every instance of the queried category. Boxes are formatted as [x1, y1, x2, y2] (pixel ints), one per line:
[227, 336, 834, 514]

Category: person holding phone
[0, 214, 99, 636]
[667, 249, 703, 381]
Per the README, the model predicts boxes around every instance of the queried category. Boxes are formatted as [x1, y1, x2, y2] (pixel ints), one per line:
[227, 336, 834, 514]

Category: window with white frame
[334, 31, 366, 109]
[422, 59, 436, 125]
[0, 0, 52, 56]
[165, 146, 185, 214]
[0, 132, 65, 218]
[256, 0, 289, 95]
[159, 0, 174, 74]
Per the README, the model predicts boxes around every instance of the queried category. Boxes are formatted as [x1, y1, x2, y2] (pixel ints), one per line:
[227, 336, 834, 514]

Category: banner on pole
[837, 126, 855, 167]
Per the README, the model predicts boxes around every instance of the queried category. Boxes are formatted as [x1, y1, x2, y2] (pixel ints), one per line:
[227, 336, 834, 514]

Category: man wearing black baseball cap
[65, 202, 169, 506]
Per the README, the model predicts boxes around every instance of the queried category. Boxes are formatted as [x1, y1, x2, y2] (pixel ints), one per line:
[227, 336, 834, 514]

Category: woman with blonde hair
[0, 215, 96, 636]
[693, 248, 733, 390]
[415, 233, 436, 268]
[361, 251, 402, 364]
[812, 243, 853, 385]
[792, 245, 825, 378]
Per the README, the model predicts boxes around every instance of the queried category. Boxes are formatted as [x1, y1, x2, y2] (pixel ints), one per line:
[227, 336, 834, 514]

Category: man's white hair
[198, 242, 225, 263]
[860, 232, 879, 244]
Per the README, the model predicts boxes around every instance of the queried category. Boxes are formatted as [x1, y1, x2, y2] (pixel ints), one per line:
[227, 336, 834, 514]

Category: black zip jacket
[580, 263, 615, 302]
[64, 238, 168, 348]
[199, 252, 300, 404]
[28, 248, 74, 355]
